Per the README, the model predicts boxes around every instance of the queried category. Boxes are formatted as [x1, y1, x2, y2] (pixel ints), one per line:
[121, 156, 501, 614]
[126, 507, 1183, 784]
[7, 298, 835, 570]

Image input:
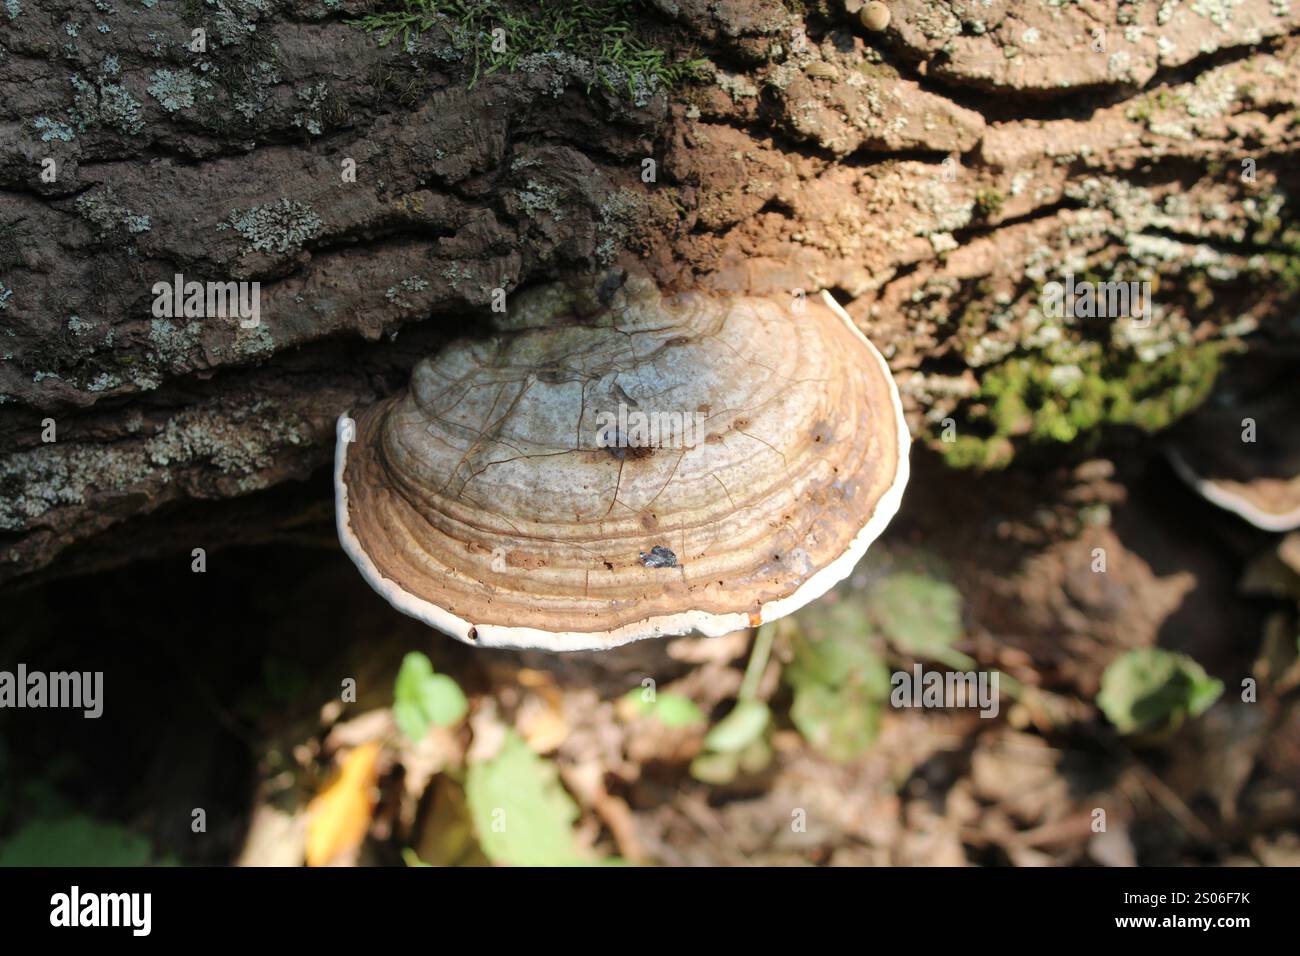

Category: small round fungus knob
[860, 1, 891, 31]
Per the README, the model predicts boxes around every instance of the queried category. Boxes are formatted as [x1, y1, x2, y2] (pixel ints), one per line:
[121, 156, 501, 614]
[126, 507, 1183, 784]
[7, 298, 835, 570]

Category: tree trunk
[2, 0, 1298, 587]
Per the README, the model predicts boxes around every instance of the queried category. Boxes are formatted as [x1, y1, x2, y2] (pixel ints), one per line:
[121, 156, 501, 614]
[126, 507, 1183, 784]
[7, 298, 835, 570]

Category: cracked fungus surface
[337, 276, 908, 650]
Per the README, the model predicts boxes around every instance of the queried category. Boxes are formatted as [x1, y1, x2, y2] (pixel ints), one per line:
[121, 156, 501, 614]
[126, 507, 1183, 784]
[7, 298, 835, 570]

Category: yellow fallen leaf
[305, 741, 381, 867]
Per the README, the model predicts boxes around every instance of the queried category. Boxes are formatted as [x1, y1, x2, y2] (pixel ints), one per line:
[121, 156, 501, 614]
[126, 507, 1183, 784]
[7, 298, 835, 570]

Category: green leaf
[423, 673, 468, 727]
[784, 604, 892, 761]
[0, 815, 155, 867]
[798, 598, 872, 647]
[401, 847, 431, 867]
[788, 638, 891, 761]
[621, 689, 705, 727]
[655, 693, 706, 727]
[737, 737, 773, 775]
[1097, 648, 1224, 735]
[689, 750, 739, 785]
[393, 701, 428, 743]
[702, 699, 770, 753]
[869, 572, 964, 658]
[785, 623, 877, 689]
[622, 688, 654, 715]
[791, 680, 882, 762]
[465, 732, 586, 866]
[393, 652, 468, 741]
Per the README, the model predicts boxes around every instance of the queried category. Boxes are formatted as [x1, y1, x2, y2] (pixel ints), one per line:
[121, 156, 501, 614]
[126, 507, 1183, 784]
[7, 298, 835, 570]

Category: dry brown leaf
[467, 700, 508, 763]
[1279, 533, 1300, 576]
[517, 688, 568, 754]
[398, 725, 463, 830]
[237, 803, 307, 868]
[324, 709, 396, 751]
[306, 741, 381, 867]
[516, 668, 555, 690]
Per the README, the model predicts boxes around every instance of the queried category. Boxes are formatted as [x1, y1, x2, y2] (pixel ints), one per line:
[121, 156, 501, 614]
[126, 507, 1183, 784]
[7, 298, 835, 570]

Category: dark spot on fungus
[639, 545, 678, 569]
[604, 431, 654, 460]
[466, 627, 478, 642]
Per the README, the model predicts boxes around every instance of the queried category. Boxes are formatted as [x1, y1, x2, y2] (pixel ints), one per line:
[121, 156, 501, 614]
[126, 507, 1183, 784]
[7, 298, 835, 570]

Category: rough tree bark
[2, 0, 1298, 588]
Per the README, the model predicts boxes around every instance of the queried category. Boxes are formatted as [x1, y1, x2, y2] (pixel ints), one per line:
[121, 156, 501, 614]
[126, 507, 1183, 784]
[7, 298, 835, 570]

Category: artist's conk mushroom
[336, 276, 909, 651]
[1168, 386, 1300, 532]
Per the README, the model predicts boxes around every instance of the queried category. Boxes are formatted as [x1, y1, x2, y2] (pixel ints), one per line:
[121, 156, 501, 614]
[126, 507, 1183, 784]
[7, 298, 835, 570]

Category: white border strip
[334, 291, 911, 651]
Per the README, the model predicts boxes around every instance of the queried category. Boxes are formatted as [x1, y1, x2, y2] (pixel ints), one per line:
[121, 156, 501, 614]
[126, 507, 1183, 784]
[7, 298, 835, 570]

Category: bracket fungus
[1168, 389, 1300, 532]
[335, 275, 909, 651]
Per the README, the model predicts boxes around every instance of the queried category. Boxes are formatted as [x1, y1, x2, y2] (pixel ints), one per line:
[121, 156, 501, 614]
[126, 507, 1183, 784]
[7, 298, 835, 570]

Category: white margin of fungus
[1167, 449, 1300, 532]
[334, 290, 911, 652]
